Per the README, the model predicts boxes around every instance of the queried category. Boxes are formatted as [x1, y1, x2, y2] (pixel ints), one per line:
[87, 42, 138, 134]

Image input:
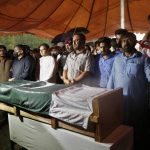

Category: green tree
[0, 34, 52, 50]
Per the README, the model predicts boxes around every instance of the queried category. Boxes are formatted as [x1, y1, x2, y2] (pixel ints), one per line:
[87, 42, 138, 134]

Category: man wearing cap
[64, 38, 73, 53]
[58, 38, 73, 78]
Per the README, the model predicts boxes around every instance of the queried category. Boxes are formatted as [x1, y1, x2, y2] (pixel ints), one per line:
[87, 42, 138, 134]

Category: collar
[122, 50, 141, 59]
[73, 49, 86, 55]
[101, 53, 114, 60]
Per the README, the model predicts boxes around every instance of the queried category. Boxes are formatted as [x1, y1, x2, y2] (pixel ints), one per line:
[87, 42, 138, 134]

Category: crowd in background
[0, 15, 150, 150]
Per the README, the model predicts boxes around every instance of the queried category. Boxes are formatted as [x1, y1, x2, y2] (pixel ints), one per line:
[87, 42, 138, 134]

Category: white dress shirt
[39, 56, 56, 81]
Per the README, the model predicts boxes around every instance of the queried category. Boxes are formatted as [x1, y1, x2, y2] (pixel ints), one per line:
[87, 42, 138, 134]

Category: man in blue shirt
[107, 32, 150, 149]
[94, 37, 115, 88]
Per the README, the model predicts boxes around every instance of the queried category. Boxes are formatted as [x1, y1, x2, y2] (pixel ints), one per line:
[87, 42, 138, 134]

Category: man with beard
[10, 44, 35, 81]
[107, 32, 150, 149]
[115, 28, 128, 54]
[94, 37, 115, 88]
[62, 33, 92, 85]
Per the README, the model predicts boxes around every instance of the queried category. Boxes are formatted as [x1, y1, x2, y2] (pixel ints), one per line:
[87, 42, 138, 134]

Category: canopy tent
[0, 0, 149, 40]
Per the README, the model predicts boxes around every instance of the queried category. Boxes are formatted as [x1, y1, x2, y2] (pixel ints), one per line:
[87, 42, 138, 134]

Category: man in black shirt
[9, 44, 35, 81]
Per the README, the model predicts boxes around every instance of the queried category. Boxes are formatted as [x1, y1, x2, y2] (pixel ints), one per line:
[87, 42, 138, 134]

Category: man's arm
[72, 53, 93, 83]
[62, 54, 72, 85]
[62, 69, 71, 84]
[107, 60, 115, 89]
[144, 57, 150, 82]
[72, 71, 90, 83]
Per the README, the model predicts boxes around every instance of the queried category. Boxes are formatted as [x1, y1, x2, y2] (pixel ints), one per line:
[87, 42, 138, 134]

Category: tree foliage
[0, 34, 52, 50]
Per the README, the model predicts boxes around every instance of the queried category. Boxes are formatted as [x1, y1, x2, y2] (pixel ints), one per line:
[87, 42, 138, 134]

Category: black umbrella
[51, 32, 73, 44]
[51, 27, 89, 44]
[68, 27, 89, 34]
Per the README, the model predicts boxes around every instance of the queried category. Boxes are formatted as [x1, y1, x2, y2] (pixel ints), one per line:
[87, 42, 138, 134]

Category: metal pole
[121, 0, 125, 29]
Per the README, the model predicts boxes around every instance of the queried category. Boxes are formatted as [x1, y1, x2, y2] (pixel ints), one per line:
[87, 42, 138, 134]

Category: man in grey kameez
[63, 33, 93, 85]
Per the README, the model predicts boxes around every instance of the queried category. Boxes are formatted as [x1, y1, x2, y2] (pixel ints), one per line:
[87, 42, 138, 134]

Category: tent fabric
[0, 0, 149, 40]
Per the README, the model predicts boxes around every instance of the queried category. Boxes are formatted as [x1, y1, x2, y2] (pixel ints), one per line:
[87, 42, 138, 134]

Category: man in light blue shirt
[94, 37, 115, 88]
[107, 32, 150, 149]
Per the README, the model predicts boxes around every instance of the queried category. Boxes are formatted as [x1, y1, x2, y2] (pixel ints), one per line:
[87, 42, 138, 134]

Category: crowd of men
[0, 15, 150, 150]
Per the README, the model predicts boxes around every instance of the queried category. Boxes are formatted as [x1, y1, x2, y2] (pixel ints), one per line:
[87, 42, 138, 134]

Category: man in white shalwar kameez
[39, 43, 57, 83]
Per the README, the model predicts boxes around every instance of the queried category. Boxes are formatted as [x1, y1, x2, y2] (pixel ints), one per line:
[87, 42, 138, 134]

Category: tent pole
[121, 0, 125, 29]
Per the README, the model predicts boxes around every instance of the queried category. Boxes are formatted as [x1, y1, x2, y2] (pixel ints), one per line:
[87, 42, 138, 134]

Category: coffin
[0, 80, 123, 142]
